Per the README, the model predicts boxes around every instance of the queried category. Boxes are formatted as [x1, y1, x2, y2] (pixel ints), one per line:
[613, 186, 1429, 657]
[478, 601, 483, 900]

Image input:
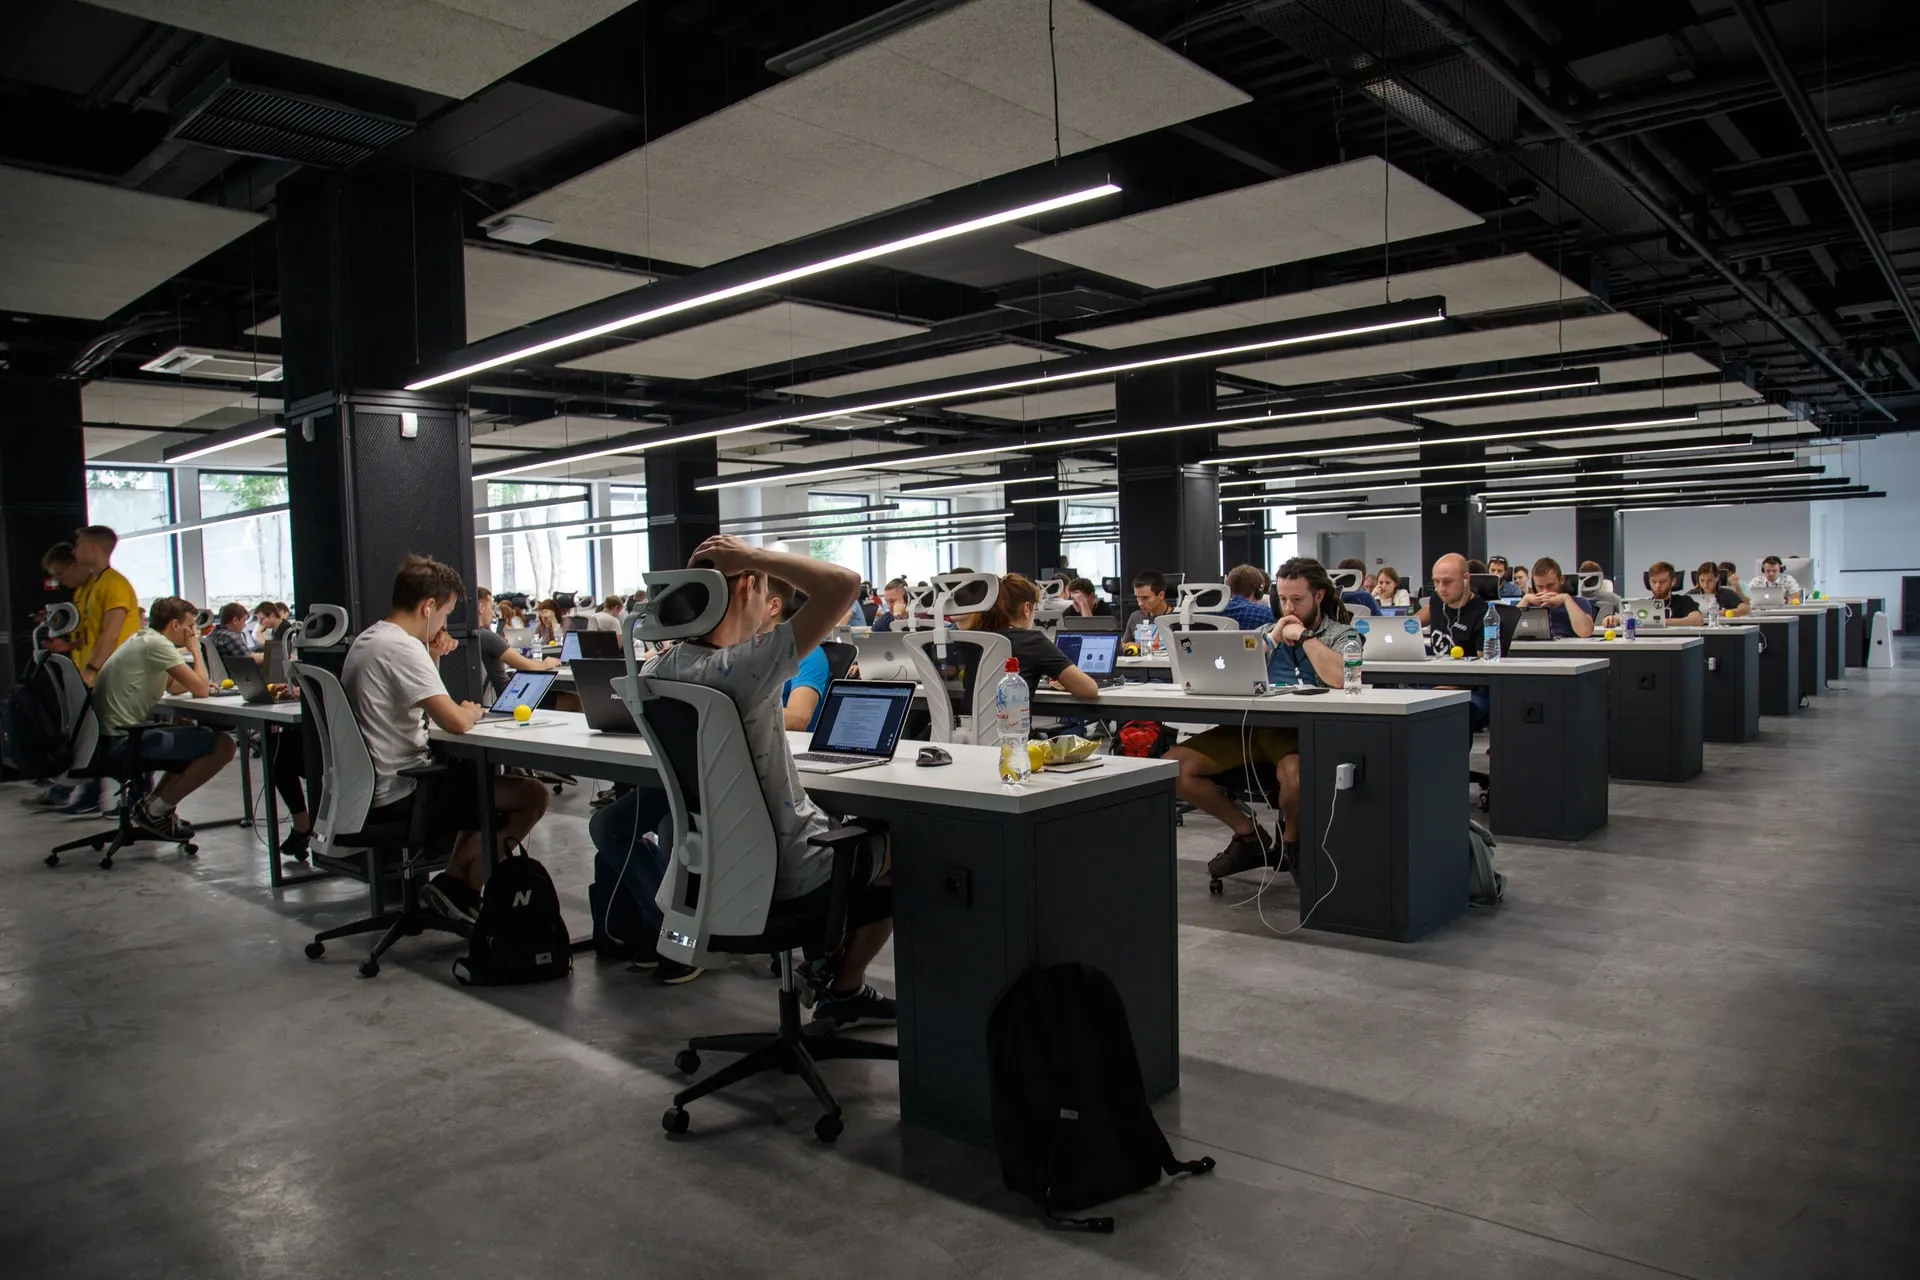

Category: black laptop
[561, 629, 621, 662]
[222, 652, 277, 704]
[1054, 631, 1123, 686]
[572, 659, 640, 733]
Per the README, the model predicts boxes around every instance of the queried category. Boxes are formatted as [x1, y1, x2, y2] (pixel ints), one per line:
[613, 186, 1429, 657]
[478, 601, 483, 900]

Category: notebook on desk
[1748, 585, 1787, 610]
[792, 680, 915, 774]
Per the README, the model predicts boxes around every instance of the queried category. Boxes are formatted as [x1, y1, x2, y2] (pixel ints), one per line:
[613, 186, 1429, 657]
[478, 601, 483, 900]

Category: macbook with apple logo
[1163, 628, 1285, 696]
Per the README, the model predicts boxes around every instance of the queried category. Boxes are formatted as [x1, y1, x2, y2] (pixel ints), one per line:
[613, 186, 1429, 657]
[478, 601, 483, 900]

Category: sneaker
[57, 793, 101, 818]
[420, 873, 479, 925]
[278, 828, 312, 864]
[21, 784, 70, 809]
[629, 948, 703, 984]
[811, 983, 897, 1029]
[1206, 825, 1277, 880]
[131, 803, 192, 843]
[795, 955, 835, 1007]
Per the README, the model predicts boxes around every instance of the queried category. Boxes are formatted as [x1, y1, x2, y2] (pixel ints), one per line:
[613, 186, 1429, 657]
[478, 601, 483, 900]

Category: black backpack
[2, 653, 77, 778]
[453, 849, 573, 986]
[988, 964, 1214, 1230]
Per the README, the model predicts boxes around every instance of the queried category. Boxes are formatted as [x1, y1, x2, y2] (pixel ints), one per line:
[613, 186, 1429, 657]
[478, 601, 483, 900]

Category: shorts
[102, 726, 220, 773]
[777, 858, 893, 930]
[365, 764, 488, 840]
[1175, 724, 1300, 775]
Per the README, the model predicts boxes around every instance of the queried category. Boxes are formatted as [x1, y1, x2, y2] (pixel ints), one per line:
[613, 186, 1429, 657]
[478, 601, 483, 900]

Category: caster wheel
[44, 853, 59, 868]
[661, 1107, 690, 1135]
[673, 1050, 701, 1075]
[814, 1114, 844, 1144]
[304, 942, 325, 960]
[99, 856, 114, 870]
[552, 783, 564, 796]
[1209, 878, 1223, 896]
[182, 842, 199, 856]
[358, 960, 380, 979]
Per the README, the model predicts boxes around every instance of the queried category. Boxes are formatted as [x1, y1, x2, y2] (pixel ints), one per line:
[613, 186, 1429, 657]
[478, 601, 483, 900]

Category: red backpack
[1116, 720, 1174, 759]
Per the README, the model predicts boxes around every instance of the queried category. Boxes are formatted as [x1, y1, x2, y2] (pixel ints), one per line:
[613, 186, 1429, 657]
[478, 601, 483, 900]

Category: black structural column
[276, 167, 481, 696]
[0, 379, 87, 694]
[1419, 440, 1486, 573]
[645, 440, 720, 572]
[1115, 368, 1219, 582]
[1574, 456, 1625, 579]
[1002, 461, 1061, 577]
[1221, 518, 1262, 573]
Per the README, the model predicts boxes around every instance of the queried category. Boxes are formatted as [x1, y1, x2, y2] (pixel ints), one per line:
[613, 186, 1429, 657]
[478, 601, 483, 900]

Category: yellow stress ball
[1026, 740, 1048, 773]
[1449, 646, 1464, 660]
[1604, 628, 1617, 641]
[220, 678, 235, 689]
[513, 704, 533, 723]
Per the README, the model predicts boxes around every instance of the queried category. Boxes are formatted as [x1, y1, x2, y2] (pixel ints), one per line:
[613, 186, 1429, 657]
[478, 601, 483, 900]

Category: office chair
[45, 707, 199, 870]
[819, 640, 858, 682]
[290, 661, 474, 978]
[896, 573, 1008, 745]
[619, 571, 896, 1144]
[32, 603, 89, 745]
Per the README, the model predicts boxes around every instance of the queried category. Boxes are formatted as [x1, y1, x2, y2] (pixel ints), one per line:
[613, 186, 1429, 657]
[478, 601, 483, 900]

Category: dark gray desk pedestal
[1842, 599, 1883, 668]
[1515, 641, 1705, 781]
[1700, 629, 1761, 743]
[1752, 617, 1800, 715]
[1799, 613, 1825, 696]
[1822, 607, 1844, 684]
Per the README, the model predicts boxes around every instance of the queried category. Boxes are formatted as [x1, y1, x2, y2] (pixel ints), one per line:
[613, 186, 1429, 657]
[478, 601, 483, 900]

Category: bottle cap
[1005, 658, 1019, 673]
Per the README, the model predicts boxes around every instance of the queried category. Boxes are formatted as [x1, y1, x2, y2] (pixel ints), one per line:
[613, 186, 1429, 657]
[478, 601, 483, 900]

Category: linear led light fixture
[1483, 478, 1859, 510]
[1210, 410, 1702, 472]
[162, 421, 287, 465]
[1489, 487, 1875, 516]
[409, 179, 1123, 391]
[1235, 461, 1806, 514]
[1010, 488, 1117, 504]
[487, 297, 1452, 481]
[118, 502, 292, 542]
[1345, 509, 1422, 522]
[1481, 469, 1831, 502]
[895, 474, 1057, 497]
[1224, 444, 1800, 494]
[697, 509, 1014, 541]
[718, 502, 899, 528]
[1226, 446, 1782, 503]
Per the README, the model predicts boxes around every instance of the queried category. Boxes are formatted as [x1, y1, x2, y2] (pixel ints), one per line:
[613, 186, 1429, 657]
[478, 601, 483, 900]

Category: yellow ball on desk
[220, 678, 234, 689]
[1449, 645, 1464, 660]
[1603, 628, 1617, 641]
[513, 704, 533, 723]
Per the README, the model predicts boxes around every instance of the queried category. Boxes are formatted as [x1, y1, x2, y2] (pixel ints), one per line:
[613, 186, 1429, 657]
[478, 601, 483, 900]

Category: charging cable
[1234, 756, 1348, 937]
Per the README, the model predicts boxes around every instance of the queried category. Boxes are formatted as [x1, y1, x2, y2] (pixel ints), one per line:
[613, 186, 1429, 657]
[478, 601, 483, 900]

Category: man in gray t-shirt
[645, 536, 896, 1029]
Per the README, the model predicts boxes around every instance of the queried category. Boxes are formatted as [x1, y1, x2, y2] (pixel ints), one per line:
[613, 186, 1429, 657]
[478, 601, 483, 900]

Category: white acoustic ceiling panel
[783, 343, 1062, 398]
[1419, 379, 1763, 426]
[86, 1, 633, 99]
[1066, 254, 1584, 349]
[82, 380, 279, 429]
[83, 427, 162, 460]
[465, 247, 650, 340]
[1216, 416, 1417, 451]
[472, 416, 657, 451]
[506, 0, 1246, 265]
[1225, 313, 1664, 389]
[949, 384, 1116, 420]
[559, 303, 926, 380]
[1017, 158, 1482, 289]
[0, 167, 264, 320]
[1589, 353, 1720, 383]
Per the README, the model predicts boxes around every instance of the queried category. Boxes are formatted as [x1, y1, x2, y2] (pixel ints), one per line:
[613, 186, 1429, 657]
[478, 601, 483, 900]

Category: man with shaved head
[1416, 552, 1492, 733]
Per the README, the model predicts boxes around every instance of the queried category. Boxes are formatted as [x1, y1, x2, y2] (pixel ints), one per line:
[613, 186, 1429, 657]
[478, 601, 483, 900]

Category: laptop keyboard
[794, 751, 874, 766]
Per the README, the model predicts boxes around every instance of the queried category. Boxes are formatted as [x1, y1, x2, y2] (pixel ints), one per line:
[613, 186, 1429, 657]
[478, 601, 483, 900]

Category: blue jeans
[1468, 688, 1490, 735]
[589, 788, 671, 932]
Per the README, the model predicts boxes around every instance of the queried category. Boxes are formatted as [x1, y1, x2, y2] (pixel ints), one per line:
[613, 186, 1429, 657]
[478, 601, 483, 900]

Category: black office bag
[988, 964, 1214, 1230]
[454, 850, 573, 986]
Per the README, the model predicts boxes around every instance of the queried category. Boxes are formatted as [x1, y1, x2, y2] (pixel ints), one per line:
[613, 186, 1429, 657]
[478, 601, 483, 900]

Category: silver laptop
[849, 631, 922, 682]
[1166, 629, 1281, 696]
[1357, 615, 1429, 662]
[1513, 608, 1554, 641]
[1621, 598, 1668, 628]
[793, 680, 915, 773]
[1749, 585, 1786, 610]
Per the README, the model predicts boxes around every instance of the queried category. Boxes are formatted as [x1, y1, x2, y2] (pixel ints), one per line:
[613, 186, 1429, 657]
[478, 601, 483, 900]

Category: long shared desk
[158, 693, 325, 888]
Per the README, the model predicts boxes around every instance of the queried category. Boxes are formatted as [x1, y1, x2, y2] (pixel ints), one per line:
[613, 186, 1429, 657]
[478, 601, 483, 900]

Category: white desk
[158, 694, 319, 887]
[429, 711, 1180, 1146]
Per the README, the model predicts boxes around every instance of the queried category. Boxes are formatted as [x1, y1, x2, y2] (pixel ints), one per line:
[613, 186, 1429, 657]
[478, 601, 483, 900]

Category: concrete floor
[3, 653, 1918, 1279]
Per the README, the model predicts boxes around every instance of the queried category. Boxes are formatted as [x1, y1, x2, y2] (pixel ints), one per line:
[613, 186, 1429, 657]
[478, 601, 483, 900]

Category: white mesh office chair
[37, 602, 89, 743]
[290, 661, 470, 978]
[616, 570, 894, 1143]
[895, 573, 1007, 744]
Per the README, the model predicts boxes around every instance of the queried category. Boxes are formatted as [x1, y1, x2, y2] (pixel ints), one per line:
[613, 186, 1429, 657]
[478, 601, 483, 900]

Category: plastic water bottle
[995, 658, 1032, 786]
[1340, 632, 1364, 696]
[1624, 615, 1637, 642]
[1134, 618, 1153, 653]
[1482, 601, 1502, 663]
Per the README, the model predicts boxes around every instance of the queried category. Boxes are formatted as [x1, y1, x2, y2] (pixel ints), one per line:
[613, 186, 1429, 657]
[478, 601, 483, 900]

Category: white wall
[1484, 508, 1575, 578]
[1299, 507, 1575, 588]
[1814, 433, 1920, 621]
[1621, 503, 1811, 589]
[1297, 514, 1422, 582]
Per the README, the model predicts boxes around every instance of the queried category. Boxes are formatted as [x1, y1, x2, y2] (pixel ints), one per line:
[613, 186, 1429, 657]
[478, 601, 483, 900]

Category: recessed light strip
[1211, 411, 1703, 472]
[164, 424, 287, 465]
[1009, 489, 1118, 504]
[409, 178, 1124, 391]
[1222, 444, 1799, 496]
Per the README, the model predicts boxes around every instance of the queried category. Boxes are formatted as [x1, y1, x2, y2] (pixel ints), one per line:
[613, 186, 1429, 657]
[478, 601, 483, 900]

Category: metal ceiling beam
[1393, 0, 1897, 422]
[1732, 0, 1920, 354]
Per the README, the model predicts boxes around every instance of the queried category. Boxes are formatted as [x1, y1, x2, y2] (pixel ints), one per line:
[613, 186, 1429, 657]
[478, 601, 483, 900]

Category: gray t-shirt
[643, 621, 832, 901]
[343, 620, 446, 806]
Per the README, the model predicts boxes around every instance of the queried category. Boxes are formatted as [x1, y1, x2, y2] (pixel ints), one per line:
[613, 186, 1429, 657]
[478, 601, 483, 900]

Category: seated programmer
[1165, 558, 1356, 882]
[1221, 563, 1276, 630]
[1602, 561, 1708, 627]
[91, 596, 237, 842]
[1519, 558, 1595, 638]
[641, 536, 895, 1028]
[1415, 553, 1492, 734]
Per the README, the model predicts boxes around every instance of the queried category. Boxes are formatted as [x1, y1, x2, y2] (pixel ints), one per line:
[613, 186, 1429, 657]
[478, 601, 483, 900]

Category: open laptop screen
[561, 631, 582, 663]
[1057, 632, 1118, 674]
[810, 680, 915, 758]
[491, 670, 555, 714]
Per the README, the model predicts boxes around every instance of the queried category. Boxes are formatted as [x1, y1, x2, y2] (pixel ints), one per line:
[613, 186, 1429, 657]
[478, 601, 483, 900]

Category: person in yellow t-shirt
[73, 525, 141, 685]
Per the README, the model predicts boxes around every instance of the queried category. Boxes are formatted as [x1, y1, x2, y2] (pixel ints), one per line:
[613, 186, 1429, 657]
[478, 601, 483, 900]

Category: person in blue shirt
[1520, 557, 1595, 638]
[1221, 563, 1276, 630]
[769, 576, 832, 730]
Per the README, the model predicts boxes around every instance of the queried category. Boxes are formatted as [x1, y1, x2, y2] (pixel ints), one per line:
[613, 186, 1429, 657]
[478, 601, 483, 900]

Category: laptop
[1167, 630, 1282, 696]
[502, 625, 535, 649]
[221, 652, 277, 704]
[1513, 608, 1554, 641]
[483, 670, 557, 719]
[1054, 632, 1122, 686]
[793, 680, 915, 773]
[850, 632, 921, 682]
[1620, 598, 1669, 628]
[263, 638, 286, 684]
[1058, 614, 1121, 633]
[1749, 585, 1787, 610]
[1357, 615, 1429, 662]
[559, 629, 621, 663]
[571, 659, 639, 733]
[1374, 605, 1411, 616]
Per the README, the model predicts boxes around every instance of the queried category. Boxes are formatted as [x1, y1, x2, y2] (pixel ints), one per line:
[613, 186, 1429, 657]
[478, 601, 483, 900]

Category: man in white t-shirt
[588, 596, 624, 632]
[342, 554, 550, 924]
[644, 535, 895, 1028]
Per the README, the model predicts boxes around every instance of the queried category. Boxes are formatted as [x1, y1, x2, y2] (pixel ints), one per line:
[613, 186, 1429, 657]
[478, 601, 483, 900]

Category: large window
[200, 472, 293, 606]
[807, 492, 870, 580]
[482, 481, 594, 603]
[607, 485, 648, 595]
[86, 468, 176, 604]
[1264, 505, 1299, 571]
[1061, 499, 1117, 589]
[873, 496, 950, 586]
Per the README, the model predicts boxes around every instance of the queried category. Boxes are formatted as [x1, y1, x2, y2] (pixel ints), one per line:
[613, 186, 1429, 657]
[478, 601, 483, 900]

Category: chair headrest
[1577, 571, 1603, 595]
[43, 602, 79, 639]
[1037, 578, 1066, 601]
[1329, 569, 1363, 592]
[635, 569, 730, 642]
[194, 608, 212, 629]
[1177, 583, 1230, 613]
[290, 604, 350, 649]
[931, 572, 998, 615]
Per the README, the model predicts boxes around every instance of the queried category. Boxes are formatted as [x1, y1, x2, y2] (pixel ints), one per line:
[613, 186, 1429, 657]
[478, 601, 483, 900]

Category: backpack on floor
[988, 963, 1214, 1230]
[1468, 819, 1506, 905]
[454, 849, 573, 985]
[1116, 720, 1175, 759]
[3, 652, 78, 777]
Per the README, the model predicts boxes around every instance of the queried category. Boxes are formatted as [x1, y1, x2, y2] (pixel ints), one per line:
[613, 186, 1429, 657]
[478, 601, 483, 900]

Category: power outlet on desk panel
[1335, 761, 1360, 791]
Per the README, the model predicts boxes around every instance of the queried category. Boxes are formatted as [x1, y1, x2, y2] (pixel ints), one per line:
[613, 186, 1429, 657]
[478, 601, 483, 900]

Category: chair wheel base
[1208, 877, 1223, 895]
[673, 1049, 701, 1075]
[99, 856, 114, 870]
[814, 1113, 843, 1144]
[182, 842, 198, 856]
[44, 853, 59, 868]
[358, 960, 380, 979]
[304, 941, 325, 960]
[662, 1107, 689, 1135]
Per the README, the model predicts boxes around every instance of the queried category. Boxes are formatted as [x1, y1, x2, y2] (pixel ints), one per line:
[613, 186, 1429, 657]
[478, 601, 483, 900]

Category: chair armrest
[808, 818, 889, 954]
[398, 762, 453, 780]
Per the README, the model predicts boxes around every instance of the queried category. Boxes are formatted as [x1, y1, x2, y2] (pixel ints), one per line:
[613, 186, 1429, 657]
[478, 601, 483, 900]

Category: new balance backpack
[453, 849, 573, 985]
[988, 964, 1214, 1230]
